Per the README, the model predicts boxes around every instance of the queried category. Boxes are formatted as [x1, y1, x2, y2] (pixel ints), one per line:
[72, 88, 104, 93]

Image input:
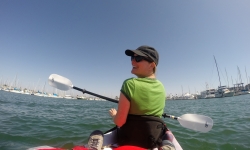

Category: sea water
[0, 90, 249, 150]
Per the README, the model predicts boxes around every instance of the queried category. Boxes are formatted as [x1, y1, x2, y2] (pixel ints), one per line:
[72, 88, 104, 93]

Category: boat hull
[223, 91, 234, 97]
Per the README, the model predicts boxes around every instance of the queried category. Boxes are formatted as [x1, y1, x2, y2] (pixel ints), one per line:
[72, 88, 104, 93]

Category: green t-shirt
[120, 77, 166, 117]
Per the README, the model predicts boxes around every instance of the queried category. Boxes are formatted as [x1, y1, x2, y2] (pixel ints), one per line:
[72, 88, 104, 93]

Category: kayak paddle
[48, 74, 213, 132]
[48, 74, 118, 103]
[162, 113, 213, 133]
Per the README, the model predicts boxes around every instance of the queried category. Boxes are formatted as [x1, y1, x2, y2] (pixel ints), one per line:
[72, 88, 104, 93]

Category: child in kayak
[87, 46, 175, 150]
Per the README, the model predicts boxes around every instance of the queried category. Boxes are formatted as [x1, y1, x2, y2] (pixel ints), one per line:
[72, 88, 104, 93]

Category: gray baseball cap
[125, 45, 159, 66]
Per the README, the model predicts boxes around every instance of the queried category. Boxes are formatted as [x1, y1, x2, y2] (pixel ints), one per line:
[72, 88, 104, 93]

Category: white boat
[234, 89, 250, 96]
[49, 93, 61, 98]
[64, 94, 74, 99]
[200, 88, 215, 99]
[194, 92, 202, 99]
[10, 87, 24, 94]
[213, 56, 234, 98]
[222, 88, 235, 97]
[4, 89, 10, 92]
[215, 86, 234, 98]
[43, 93, 49, 97]
[34, 92, 44, 96]
[10, 89, 22, 93]
[233, 83, 250, 96]
[23, 89, 31, 95]
[183, 93, 195, 99]
[76, 95, 86, 100]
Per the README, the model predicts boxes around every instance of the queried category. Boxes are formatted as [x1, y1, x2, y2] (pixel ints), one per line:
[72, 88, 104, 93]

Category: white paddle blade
[48, 74, 73, 91]
[178, 114, 213, 133]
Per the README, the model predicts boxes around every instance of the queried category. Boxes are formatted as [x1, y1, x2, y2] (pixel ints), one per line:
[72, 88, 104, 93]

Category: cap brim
[125, 49, 147, 57]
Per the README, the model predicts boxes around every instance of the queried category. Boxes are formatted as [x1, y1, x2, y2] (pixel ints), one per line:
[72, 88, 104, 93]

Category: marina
[167, 84, 250, 100]
[1, 75, 249, 101]
[167, 56, 250, 100]
[0, 84, 106, 101]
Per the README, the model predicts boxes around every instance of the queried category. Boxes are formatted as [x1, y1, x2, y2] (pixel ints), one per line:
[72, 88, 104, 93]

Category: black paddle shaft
[73, 86, 118, 103]
[73, 86, 173, 118]
[162, 113, 178, 120]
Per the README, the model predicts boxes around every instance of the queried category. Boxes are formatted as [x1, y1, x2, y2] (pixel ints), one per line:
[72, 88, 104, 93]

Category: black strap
[118, 115, 167, 149]
[104, 126, 118, 134]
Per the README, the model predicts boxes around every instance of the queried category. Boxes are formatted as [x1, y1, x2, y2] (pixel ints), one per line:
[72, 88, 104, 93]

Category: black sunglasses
[131, 55, 153, 63]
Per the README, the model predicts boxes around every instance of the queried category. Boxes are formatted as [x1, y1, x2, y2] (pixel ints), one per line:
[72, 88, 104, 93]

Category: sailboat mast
[237, 66, 242, 83]
[213, 55, 221, 87]
[42, 81, 46, 94]
[237, 66, 244, 90]
[225, 68, 229, 87]
[245, 66, 249, 85]
[231, 76, 234, 87]
[181, 85, 183, 98]
[14, 74, 17, 88]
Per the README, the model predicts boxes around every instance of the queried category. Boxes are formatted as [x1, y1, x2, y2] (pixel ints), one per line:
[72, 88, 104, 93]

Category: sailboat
[213, 56, 234, 98]
[49, 88, 60, 98]
[234, 66, 250, 96]
[10, 74, 22, 93]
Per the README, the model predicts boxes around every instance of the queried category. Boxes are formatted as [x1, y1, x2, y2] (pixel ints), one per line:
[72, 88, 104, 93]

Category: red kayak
[28, 129, 182, 150]
[28, 146, 146, 150]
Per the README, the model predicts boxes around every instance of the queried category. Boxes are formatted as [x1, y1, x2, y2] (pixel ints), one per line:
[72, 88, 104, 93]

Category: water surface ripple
[0, 91, 249, 150]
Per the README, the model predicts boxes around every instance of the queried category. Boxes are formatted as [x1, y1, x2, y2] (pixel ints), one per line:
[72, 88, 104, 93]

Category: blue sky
[1, 0, 250, 97]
